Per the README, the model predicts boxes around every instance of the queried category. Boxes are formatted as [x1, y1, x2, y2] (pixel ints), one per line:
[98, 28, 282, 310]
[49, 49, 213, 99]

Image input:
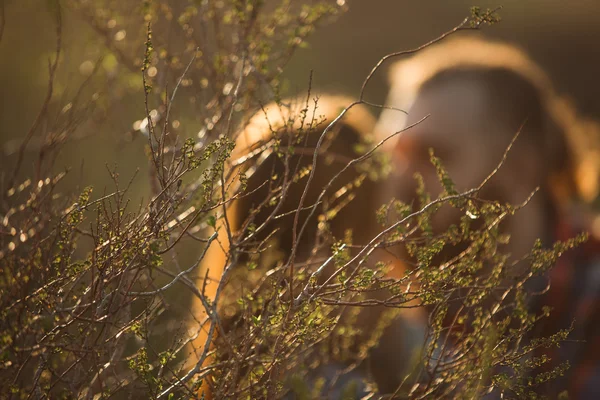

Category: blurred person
[186, 94, 380, 399]
[370, 36, 600, 398]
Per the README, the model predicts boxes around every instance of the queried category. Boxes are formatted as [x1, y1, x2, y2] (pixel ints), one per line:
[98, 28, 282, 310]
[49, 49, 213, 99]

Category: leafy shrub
[0, 3, 580, 399]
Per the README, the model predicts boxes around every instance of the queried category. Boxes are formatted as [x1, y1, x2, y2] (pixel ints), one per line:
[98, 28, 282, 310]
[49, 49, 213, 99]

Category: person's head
[188, 94, 379, 398]
[232, 94, 378, 262]
[375, 36, 585, 259]
[369, 36, 600, 397]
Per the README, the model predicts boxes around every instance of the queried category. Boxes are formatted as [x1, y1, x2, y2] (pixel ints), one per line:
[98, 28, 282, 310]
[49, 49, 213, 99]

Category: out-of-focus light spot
[79, 60, 94, 76]
[200, 78, 209, 89]
[19, 233, 27, 243]
[222, 82, 234, 95]
[19, 180, 31, 191]
[135, 110, 161, 136]
[107, 19, 117, 29]
[138, 120, 149, 136]
[466, 210, 479, 219]
[8, 242, 15, 251]
[172, 120, 181, 129]
[102, 54, 118, 73]
[336, 0, 346, 6]
[114, 30, 126, 41]
[147, 66, 158, 77]
[10, 227, 16, 236]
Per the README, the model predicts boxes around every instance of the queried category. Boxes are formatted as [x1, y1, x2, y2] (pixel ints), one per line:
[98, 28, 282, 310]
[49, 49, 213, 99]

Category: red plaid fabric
[531, 210, 600, 398]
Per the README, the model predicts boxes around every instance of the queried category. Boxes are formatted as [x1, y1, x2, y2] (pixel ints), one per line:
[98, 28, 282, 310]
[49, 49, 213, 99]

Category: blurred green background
[2, 0, 600, 199]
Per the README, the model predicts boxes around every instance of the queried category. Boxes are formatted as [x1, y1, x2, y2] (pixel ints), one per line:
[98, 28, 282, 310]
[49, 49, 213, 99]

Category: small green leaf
[207, 215, 216, 228]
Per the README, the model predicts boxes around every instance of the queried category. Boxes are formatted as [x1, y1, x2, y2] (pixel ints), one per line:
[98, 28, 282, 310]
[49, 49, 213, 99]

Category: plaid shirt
[529, 209, 600, 398]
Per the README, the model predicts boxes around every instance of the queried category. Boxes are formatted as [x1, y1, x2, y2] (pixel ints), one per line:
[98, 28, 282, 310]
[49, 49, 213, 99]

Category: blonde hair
[187, 94, 377, 398]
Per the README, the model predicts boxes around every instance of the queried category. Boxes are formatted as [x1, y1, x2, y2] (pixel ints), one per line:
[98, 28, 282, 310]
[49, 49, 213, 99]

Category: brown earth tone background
[1, 0, 599, 197]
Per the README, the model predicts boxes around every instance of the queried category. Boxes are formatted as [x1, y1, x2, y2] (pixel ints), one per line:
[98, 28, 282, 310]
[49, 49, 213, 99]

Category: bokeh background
[284, 0, 600, 117]
[2, 0, 600, 197]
